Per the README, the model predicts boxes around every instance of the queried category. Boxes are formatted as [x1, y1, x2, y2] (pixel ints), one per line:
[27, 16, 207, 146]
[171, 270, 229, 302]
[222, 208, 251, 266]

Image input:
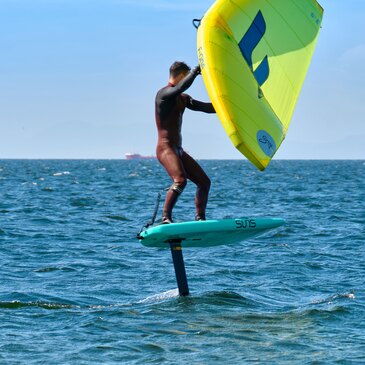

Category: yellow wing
[197, 0, 323, 170]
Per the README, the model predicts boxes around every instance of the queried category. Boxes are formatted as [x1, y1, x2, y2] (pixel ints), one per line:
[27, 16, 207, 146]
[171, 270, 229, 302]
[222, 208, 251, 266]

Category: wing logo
[257, 130, 276, 157]
[238, 10, 269, 97]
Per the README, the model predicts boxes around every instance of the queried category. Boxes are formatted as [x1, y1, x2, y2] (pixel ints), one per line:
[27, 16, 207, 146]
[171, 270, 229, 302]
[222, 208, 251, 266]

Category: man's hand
[192, 65, 201, 75]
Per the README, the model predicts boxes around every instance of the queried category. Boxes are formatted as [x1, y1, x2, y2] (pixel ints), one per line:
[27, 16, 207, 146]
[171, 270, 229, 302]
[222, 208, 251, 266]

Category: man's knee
[171, 178, 187, 195]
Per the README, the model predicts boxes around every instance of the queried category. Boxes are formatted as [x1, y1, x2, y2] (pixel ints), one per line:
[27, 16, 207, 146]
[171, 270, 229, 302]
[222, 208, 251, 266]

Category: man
[155, 61, 215, 224]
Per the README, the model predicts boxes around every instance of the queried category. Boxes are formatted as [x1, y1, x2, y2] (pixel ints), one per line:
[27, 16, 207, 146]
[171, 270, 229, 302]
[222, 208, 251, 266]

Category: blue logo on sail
[239, 10, 269, 97]
[257, 130, 276, 157]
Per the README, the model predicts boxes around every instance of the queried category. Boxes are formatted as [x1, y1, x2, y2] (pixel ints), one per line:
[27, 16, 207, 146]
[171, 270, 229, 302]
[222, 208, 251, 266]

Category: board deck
[138, 217, 285, 248]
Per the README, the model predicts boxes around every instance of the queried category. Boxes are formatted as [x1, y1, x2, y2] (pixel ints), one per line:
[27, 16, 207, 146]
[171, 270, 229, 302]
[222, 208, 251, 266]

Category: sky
[0, 0, 364, 159]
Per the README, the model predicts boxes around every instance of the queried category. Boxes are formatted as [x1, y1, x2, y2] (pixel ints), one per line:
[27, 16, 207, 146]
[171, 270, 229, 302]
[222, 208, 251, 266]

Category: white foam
[138, 289, 179, 304]
[53, 171, 70, 176]
[311, 292, 356, 304]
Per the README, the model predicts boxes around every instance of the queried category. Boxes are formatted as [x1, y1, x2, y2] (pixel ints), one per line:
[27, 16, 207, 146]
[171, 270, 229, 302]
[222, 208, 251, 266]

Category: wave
[70, 198, 96, 207]
[34, 266, 77, 273]
[0, 290, 355, 317]
[0, 300, 77, 310]
[138, 289, 180, 304]
[106, 215, 130, 221]
[311, 292, 356, 305]
[136, 290, 256, 309]
[52, 171, 71, 176]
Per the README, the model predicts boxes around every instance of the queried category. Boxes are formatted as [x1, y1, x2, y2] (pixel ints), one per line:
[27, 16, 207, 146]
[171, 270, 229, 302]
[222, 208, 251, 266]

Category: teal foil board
[139, 217, 285, 248]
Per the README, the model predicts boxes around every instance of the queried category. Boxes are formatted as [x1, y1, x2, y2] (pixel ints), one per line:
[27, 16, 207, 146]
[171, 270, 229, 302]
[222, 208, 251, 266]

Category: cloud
[113, 0, 207, 12]
[338, 44, 365, 74]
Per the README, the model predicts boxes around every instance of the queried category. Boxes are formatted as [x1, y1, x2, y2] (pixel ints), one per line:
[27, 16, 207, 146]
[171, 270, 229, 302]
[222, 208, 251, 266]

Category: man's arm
[159, 66, 201, 100]
[185, 96, 216, 114]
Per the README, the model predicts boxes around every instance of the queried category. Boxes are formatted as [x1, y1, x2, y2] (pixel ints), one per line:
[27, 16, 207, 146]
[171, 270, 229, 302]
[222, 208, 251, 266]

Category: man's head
[169, 61, 190, 83]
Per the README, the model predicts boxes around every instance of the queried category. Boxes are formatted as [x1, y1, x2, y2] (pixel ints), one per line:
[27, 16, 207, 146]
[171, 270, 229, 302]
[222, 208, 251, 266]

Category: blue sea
[0, 159, 364, 364]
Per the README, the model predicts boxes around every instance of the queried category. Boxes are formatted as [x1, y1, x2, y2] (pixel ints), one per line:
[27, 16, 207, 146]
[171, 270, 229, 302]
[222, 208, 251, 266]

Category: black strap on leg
[171, 182, 185, 195]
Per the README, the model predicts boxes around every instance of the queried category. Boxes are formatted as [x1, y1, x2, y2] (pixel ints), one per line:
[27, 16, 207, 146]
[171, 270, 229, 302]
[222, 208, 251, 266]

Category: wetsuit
[155, 67, 215, 222]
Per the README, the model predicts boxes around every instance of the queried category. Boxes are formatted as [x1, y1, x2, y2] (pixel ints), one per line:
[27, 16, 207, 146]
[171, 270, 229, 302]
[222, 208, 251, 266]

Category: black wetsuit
[155, 68, 215, 222]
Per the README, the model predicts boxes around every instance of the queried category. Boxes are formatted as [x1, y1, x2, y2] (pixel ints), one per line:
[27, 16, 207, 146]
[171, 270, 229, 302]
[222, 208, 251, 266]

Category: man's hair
[169, 61, 191, 78]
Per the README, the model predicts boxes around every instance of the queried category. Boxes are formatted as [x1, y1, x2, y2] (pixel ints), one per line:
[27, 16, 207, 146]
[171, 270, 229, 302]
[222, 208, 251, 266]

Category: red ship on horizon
[125, 153, 156, 160]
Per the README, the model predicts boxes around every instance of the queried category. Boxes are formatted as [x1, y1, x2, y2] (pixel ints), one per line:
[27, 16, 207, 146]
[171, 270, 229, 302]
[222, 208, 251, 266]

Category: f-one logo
[197, 46, 205, 70]
[235, 219, 257, 229]
[239, 10, 269, 97]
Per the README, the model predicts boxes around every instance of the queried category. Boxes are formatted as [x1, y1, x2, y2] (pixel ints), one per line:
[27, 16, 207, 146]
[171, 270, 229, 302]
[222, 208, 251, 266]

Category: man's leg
[157, 148, 187, 223]
[181, 151, 210, 220]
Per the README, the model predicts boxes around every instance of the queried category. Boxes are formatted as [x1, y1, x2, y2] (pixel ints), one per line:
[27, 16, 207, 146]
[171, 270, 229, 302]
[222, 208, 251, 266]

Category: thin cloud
[114, 0, 208, 12]
[338, 44, 365, 75]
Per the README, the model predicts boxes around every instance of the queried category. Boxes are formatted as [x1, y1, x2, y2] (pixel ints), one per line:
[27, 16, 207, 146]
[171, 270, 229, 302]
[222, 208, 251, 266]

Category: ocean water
[0, 159, 364, 364]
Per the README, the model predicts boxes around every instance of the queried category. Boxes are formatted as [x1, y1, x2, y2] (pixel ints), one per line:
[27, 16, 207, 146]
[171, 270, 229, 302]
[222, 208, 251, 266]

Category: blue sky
[1, 0, 364, 159]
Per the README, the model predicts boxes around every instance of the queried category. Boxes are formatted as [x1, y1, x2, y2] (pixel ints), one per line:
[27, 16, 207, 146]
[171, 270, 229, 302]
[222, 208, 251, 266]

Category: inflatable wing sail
[197, 0, 323, 170]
